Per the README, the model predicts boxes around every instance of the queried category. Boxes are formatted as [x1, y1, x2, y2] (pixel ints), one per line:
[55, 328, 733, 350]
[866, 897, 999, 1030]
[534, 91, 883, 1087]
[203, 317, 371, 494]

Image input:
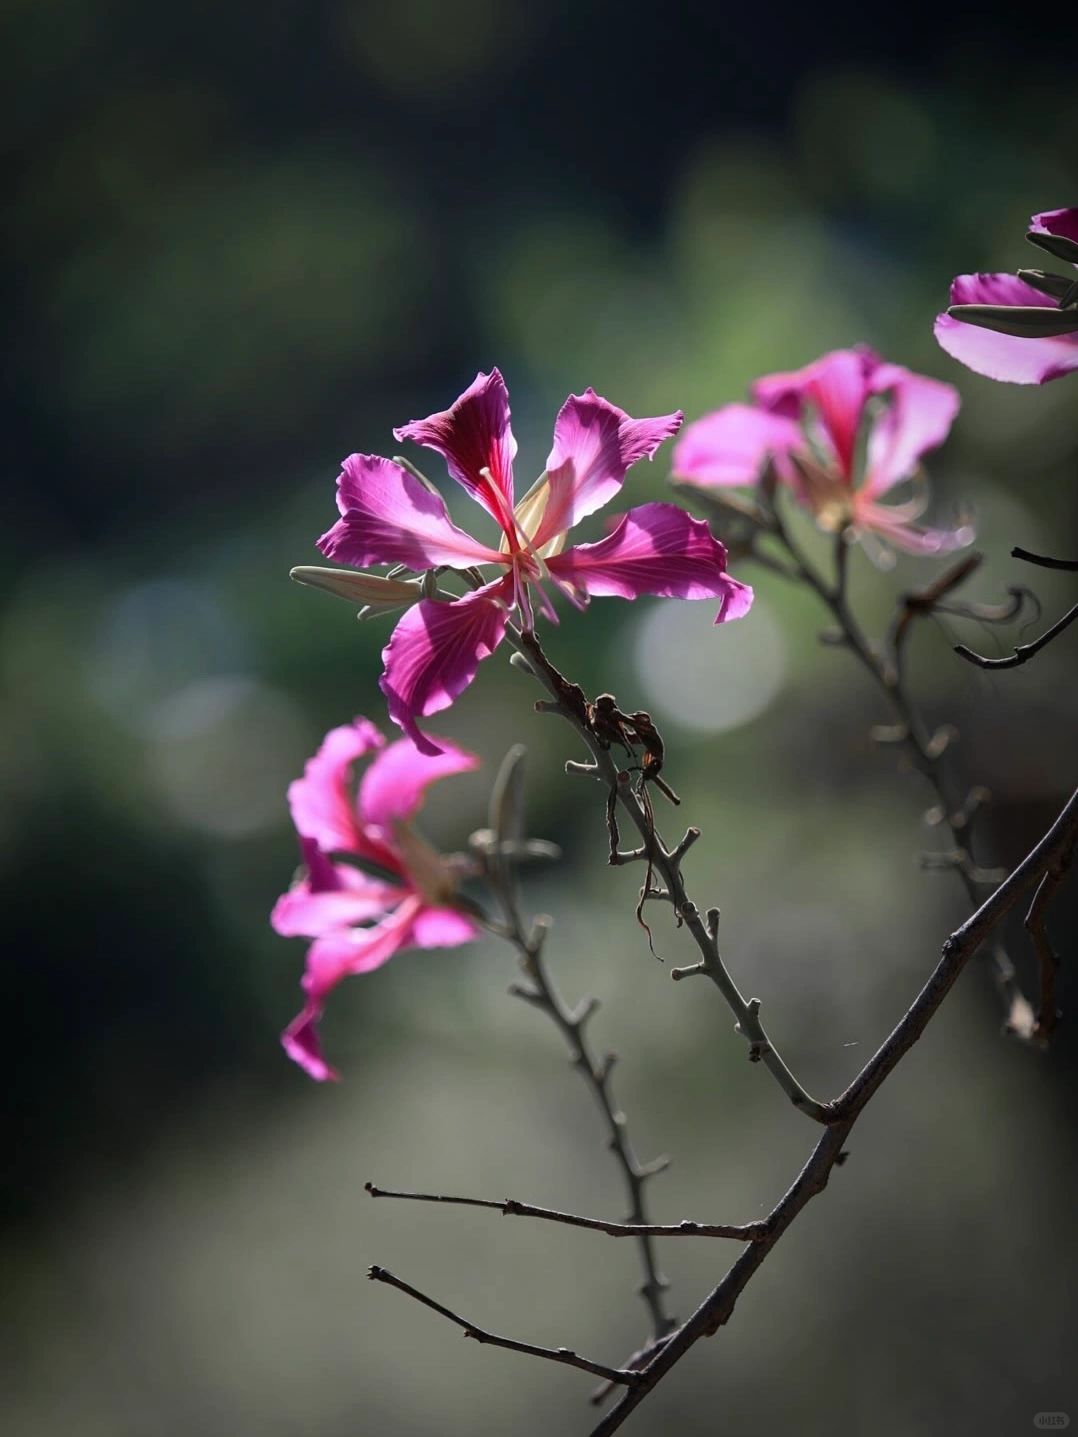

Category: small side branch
[367, 1266, 640, 1387]
[365, 1183, 764, 1242]
[1012, 546, 1078, 572]
[1025, 830, 1076, 1042]
[955, 600, 1077, 670]
[591, 787, 1078, 1435]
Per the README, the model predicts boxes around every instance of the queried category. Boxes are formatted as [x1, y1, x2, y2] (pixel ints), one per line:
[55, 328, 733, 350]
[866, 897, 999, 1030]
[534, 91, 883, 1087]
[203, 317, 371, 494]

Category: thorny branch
[365, 1183, 764, 1242]
[495, 619, 1075, 1428]
[519, 630, 837, 1414]
[366, 1266, 641, 1387]
[476, 746, 676, 1344]
[361, 545, 1073, 1429]
[590, 785, 1078, 1435]
[507, 624, 831, 1124]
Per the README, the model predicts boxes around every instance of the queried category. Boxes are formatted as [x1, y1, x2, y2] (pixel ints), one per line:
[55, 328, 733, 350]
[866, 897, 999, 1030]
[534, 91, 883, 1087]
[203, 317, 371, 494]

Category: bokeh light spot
[145, 676, 307, 838]
[631, 590, 787, 735]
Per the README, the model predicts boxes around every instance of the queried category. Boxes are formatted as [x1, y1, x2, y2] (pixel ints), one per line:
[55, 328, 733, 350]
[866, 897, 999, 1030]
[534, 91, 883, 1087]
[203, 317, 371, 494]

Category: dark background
[6, 3, 1077, 1434]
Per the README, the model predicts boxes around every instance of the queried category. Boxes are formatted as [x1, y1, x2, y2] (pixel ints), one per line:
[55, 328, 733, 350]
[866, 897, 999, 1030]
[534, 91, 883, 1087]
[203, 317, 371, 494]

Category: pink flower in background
[313, 369, 752, 753]
[272, 718, 479, 1081]
[935, 208, 1078, 384]
[673, 347, 971, 558]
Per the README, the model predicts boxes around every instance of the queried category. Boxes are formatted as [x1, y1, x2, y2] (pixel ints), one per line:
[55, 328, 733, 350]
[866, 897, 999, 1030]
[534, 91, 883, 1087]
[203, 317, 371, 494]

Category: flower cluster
[314, 369, 753, 753]
[935, 207, 1078, 384]
[272, 718, 478, 1080]
[672, 346, 970, 557]
[276, 334, 987, 1077]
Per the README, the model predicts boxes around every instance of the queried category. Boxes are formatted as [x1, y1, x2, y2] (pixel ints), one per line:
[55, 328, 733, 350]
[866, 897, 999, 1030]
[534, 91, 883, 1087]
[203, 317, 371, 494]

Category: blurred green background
[5, 3, 1078, 1433]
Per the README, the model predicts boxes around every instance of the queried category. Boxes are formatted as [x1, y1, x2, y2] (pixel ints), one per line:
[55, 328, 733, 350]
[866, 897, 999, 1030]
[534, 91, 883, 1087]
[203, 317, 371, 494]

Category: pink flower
[314, 370, 753, 754]
[272, 717, 479, 1080]
[673, 347, 971, 558]
[935, 208, 1078, 384]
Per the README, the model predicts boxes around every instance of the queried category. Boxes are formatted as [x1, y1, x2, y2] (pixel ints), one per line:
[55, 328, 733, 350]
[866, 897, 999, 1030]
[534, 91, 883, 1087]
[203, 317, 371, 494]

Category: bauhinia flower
[272, 717, 479, 1081]
[672, 346, 972, 558]
[303, 369, 753, 754]
[935, 207, 1078, 384]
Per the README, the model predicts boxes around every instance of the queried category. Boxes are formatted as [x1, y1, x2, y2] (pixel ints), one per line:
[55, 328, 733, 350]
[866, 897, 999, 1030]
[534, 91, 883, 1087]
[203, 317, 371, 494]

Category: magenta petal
[359, 735, 480, 831]
[302, 900, 420, 1003]
[714, 576, 755, 623]
[287, 719, 384, 854]
[753, 348, 875, 479]
[531, 390, 682, 548]
[935, 273, 1078, 384]
[1030, 208, 1078, 248]
[319, 454, 504, 571]
[393, 369, 517, 530]
[547, 501, 750, 613]
[271, 869, 403, 937]
[861, 365, 959, 499]
[672, 403, 802, 489]
[411, 905, 479, 949]
[282, 1003, 338, 1082]
[380, 582, 510, 756]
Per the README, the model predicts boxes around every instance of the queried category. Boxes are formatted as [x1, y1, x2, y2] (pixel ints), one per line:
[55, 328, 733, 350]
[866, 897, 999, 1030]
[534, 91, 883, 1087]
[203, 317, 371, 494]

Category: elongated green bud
[490, 744, 528, 848]
[1025, 229, 1078, 266]
[1015, 268, 1074, 301]
[946, 304, 1078, 338]
[289, 567, 422, 608]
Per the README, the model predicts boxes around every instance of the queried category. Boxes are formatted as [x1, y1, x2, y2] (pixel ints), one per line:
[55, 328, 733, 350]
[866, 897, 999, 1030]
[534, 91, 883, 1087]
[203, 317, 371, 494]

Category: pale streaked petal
[411, 906, 479, 948]
[301, 899, 422, 1002]
[861, 365, 959, 499]
[380, 581, 511, 756]
[753, 348, 876, 479]
[672, 403, 802, 488]
[714, 576, 755, 623]
[1029, 208, 1078, 249]
[271, 860, 403, 937]
[286, 719, 384, 854]
[527, 390, 682, 549]
[318, 454, 504, 571]
[935, 273, 1078, 384]
[281, 1003, 338, 1082]
[359, 735, 481, 831]
[547, 501, 752, 624]
[281, 900, 419, 1082]
[393, 369, 517, 529]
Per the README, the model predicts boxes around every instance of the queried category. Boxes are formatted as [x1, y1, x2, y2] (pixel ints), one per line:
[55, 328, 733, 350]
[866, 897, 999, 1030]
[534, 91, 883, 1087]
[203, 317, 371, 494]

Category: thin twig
[591, 787, 1078, 1434]
[365, 1184, 764, 1242]
[478, 748, 677, 1343]
[509, 624, 831, 1124]
[1012, 546, 1078, 572]
[366, 1266, 641, 1387]
[767, 509, 1038, 1038]
[955, 600, 1077, 670]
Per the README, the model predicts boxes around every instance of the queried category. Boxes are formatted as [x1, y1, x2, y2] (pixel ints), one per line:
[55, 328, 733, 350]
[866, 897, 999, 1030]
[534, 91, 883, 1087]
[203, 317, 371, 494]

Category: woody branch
[590, 784, 1077, 1434]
